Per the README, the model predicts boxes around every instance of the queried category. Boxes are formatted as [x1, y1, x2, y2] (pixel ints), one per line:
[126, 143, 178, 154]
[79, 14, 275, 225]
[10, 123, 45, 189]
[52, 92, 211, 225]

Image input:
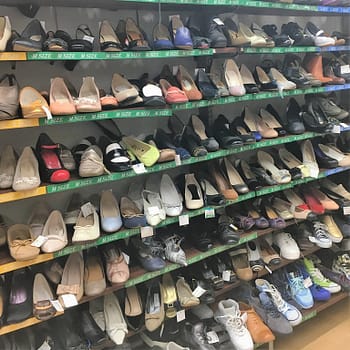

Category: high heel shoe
[223, 59, 245, 96]
[259, 108, 286, 136]
[230, 117, 256, 144]
[222, 157, 249, 194]
[213, 114, 243, 148]
[189, 115, 219, 152]
[36, 133, 70, 183]
[254, 66, 278, 91]
[235, 159, 261, 190]
[240, 64, 259, 94]
[176, 65, 202, 101]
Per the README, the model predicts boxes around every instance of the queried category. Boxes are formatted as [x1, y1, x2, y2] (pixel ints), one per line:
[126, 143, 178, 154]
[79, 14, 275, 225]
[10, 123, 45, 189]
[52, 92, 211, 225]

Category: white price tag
[175, 154, 182, 166]
[192, 285, 207, 298]
[37, 341, 51, 350]
[304, 276, 313, 288]
[205, 208, 215, 219]
[341, 64, 350, 74]
[122, 252, 130, 265]
[332, 125, 341, 134]
[141, 226, 154, 238]
[222, 270, 231, 282]
[207, 331, 220, 344]
[213, 18, 224, 26]
[344, 206, 350, 215]
[177, 309, 186, 323]
[61, 294, 78, 308]
[31, 235, 48, 248]
[148, 206, 160, 215]
[81, 202, 94, 217]
[179, 214, 189, 226]
[83, 35, 94, 44]
[51, 299, 64, 312]
[132, 163, 147, 174]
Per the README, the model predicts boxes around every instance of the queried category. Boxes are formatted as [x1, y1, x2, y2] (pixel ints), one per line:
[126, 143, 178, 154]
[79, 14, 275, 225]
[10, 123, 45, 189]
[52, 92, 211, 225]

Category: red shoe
[302, 189, 325, 215]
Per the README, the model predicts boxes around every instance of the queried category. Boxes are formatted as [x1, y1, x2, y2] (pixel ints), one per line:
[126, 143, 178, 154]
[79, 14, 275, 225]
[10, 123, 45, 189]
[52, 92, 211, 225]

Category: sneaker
[255, 279, 302, 326]
[273, 232, 300, 260]
[296, 262, 331, 301]
[285, 267, 314, 309]
[307, 221, 332, 249]
[258, 292, 293, 335]
[294, 223, 316, 251]
[304, 257, 341, 294]
[332, 253, 350, 280]
[215, 299, 254, 350]
[318, 264, 350, 291]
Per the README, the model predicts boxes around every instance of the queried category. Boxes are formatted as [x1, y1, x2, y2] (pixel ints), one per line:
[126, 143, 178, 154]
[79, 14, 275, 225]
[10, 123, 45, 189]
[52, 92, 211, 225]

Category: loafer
[79, 145, 107, 177]
[12, 19, 46, 51]
[6, 268, 33, 324]
[169, 16, 193, 50]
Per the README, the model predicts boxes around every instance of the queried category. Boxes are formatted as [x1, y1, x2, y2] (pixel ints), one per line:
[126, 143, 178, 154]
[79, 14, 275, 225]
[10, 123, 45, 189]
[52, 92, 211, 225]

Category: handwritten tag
[61, 294, 78, 308]
[141, 226, 154, 238]
[31, 235, 48, 248]
[179, 214, 189, 226]
[51, 299, 64, 312]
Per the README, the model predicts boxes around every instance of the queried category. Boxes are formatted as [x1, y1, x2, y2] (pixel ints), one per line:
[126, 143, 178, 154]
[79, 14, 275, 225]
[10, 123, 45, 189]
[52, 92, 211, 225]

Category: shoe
[6, 269, 33, 324]
[322, 215, 343, 243]
[321, 178, 350, 200]
[207, 17, 227, 48]
[223, 59, 245, 96]
[36, 133, 70, 184]
[243, 107, 278, 139]
[257, 151, 291, 184]
[271, 197, 294, 221]
[20, 86, 50, 118]
[200, 178, 225, 207]
[332, 253, 350, 279]
[169, 16, 193, 50]
[312, 141, 339, 169]
[0, 145, 16, 189]
[176, 65, 202, 101]
[213, 114, 244, 149]
[79, 145, 107, 177]
[235, 159, 260, 190]
[104, 292, 128, 345]
[222, 158, 249, 194]
[111, 73, 139, 103]
[243, 201, 269, 228]
[0, 74, 19, 120]
[229, 248, 253, 281]
[163, 235, 187, 266]
[269, 67, 296, 92]
[100, 190, 123, 232]
[255, 279, 302, 326]
[145, 282, 165, 332]
[307, 221, 332, 248]
[308, 187, 339, 211]
[162, 273, 178, 319]
[304, 54, 332, 84]
[7, 224, 39, 261]
[215, 299, 253, 350]
[285, 266, 314, 309]
[238, 302, 275, 343]
[223, 17, 250, 47]
[153, 23, 174, 50]
[124, 17, 151, 51]
[300, 139, 319, 178]
[33, 273, 56, 321]
[217, 215, 241, 244]
[305, 22, 335, 47]
[300, 187, 326, 215]
[72, 204, 100, 243]
[284, 98, 306, 134]
[259, 108, 286, 136]
[12, 19, 46, 51]
[259, 237, 281, 266]
[273, 232, 300, 260]
[99, 20, 123, 51]
[319, 144, 350, 167]
[250, 23, 275, 47]
[281, 22, 313, 46]
[254, 66, 278, 91]
[76, 76, 101, 113]
[239, 22, 266, 47]
[304, 257, 341, 293]
[160, 174, 183, 217]
[102, 243, 129, 284]
[260, 199, 286, 229]
[120, 197, 147, 228]
[184, 173, 204, 210]
[196, 70, 219, 100]
[240, 64, 259, 94]
[142, 189, 166, 226]
[57, 252, 84, 305]
[50, 77, 76, 115]
[318, 264, 350, 291]
[262, 24, 292, 47]
[84, 248, 106, 297]
[246, 240, 264, 272]
[278, 148, 309, 179]
[0, 16, 11, 51]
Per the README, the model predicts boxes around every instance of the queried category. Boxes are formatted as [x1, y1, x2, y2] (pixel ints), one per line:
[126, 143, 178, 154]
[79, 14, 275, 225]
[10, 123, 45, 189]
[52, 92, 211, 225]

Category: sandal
[43, 30, 70, 51]
[70, 24, 94, 51]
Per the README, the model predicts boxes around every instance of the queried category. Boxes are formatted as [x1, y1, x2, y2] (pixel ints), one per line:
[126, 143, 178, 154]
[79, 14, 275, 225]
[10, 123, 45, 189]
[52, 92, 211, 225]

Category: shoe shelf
[0, 85, 349, 131]
[241, 45, 350, 54]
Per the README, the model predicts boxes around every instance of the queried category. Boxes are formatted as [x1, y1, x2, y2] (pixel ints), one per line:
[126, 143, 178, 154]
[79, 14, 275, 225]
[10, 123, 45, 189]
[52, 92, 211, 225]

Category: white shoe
[304, 22, 335, 47]
[104, 293, 128, 345]
[246, 241, 264, 272]
[72, 205, 100, 243]
[255, 279, 302, 326]
[0, 145, 16, 189]
[0, 16, 11, 52]
[269, 68, 296, 92]
[301, 140, 319, 178]
[184, 173, 204, 210]
[160, 174, 183, 216]
[215, 299, 254, 350]
[273, 232, 300, 260]
[100, 190, 122, 233]
[142, 190, 166, 226]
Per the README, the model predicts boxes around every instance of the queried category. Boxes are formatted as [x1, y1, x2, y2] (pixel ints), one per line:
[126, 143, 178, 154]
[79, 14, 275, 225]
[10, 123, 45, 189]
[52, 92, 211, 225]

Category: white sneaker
[273, 232, 300, 260]
[215, 299, 254, 350]
[255, 279, 302, 326]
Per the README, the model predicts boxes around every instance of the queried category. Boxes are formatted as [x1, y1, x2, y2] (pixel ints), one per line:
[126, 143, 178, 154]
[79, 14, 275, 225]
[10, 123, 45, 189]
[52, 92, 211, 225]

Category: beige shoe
[0, 145, 17, 189]
[125, 286, 143, 317]
[239, 23, 266, 47]
[57, 252, 84, 304]
[322, 215, 343, 243]
[104, 293, 128, 345]
[184, 173, 204, 210]
[259, 237, 281, 266]
[72, 206, 100, 243]
[76, 77, 101, 113]
[145, 282, 165, 332]
[33, 273, 56, 321]
[176, 277, 200, 308]
[319, 144, 350, 167]
[40, 210, 68, 253]
[100, 20, 123, 52]
[283, 189, 314, 220]
[111, 73, 139, 103]
[12, 146, 40, 191]
[278, 148, 310, 178]
[7, 224, 40, 261]
[0, 74, 19, 120]
[269, 68, 296, 91]
[271, 197, 294, 220]
[84, 249, 106, 296]
[301, 140, 319, 178]
[50, 77, 77, 116]
[223, 59, 245, 96]
[321, 178, 350, 200]
[79, 145, 108, 178]
[257, 151, 291, 184]
[20, 86, 50, 118]
[243, 107, 278, 139]
[28, 201, 51, 239]
[229, 248, 253, 281]
[0, 16, 11, 51]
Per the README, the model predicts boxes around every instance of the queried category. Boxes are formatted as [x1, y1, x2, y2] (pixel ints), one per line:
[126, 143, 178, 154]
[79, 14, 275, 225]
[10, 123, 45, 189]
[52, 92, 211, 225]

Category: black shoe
[207, 17, 227, 48]
[229, 117, 256, 144]
[302, 99, 334, 133]
[196, 69, 219, 99]
[12, 19, 46, 51]
[312, 140, 339, 169]
[281, 22, 313, 46]
[188, 278, 215, 304]
[186, 16, 210, 49]
[6, 269, 33, 324]
[254, 66, 278, 91]
[282, 54, 311, 88]
[217, 214, 241, 244]
[262, 24, 292, 47]
[234, 159, 261, 190]
[277, 98, 305, 134]
[213, 114, 243, 149]
[210, 255, 237, 283]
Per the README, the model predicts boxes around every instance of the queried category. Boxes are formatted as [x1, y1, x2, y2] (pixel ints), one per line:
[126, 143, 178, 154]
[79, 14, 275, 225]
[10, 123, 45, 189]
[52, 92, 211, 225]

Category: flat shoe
[20, 86, 50, 118]
[33, 273, 56, 321]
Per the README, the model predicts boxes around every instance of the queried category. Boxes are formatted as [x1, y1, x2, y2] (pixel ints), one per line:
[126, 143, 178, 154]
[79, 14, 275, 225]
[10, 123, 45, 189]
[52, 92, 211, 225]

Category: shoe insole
[188, 184, 200, 200]
[125, 286, 143, 316]
[162, 275, 177, 304]
[47, 213, 64, 238]
[240, 64, 255, 84]
[241, 161, 255, 179]
[256, 66, 271, 84]
[203, 179, 219, 196]
[85, 256, 103, 282]
[192, 116, 207, 140]
[265, 206, 278, 219]
[248, 209, 260, 219]
[101, 194, 119, 218]
[225, 159, 243, 186]
[182, 79, 193, 91]
[279, 149, 301, 169]
[260, 109, 282, 128]
[41, 149, 61, 169]
[237, 126, 249, 136]
[19, 158, 38, 178]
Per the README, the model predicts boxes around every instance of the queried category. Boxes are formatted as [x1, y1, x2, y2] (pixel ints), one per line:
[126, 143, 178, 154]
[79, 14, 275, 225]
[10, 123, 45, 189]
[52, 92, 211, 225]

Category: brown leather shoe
[304, 54, 332, 84]
[176, 65, 202, 101]
[229, 248, 253, 281]
[239, 302, 275, 343]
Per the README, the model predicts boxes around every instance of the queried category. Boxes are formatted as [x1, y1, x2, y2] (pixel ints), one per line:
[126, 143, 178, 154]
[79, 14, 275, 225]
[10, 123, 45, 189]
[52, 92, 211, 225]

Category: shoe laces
[289, 274, 306, 293]
[263, 298, 281, 318]
[313, 222, 329, 239]
[217, 314, 246, 336]
[267, 285, 289, 314]
[309, 267, 329, 283]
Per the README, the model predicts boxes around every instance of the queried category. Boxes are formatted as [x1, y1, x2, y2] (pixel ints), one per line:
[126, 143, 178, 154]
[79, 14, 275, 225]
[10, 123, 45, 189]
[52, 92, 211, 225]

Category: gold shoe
[162, 273, 178, 319]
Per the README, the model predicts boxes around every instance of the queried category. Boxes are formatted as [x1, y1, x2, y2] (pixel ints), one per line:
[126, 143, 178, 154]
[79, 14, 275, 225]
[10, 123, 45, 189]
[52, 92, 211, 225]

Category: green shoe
[304, 257, 341, 294]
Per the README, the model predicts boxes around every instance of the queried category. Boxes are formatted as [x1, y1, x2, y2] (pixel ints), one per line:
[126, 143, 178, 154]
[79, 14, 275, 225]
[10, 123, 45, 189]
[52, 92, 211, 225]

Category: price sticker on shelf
[122, 252, 130, 265]
[51, 300, 64, 312]
[132, 163, 147, 174]
[179, 214, 189, 226]
[177, 309, 186, 323]
[222, 270, 231, 282]
[61, 294, 78, 308]
[343, 206, 350, 215]
[175, 154, 182, 166]
[141, 226, 154, 238]
[207, 331, 220, 344]
[192, 285, 207, 298]
[31, 235, 48, 248]
[205, 208, 215, 219]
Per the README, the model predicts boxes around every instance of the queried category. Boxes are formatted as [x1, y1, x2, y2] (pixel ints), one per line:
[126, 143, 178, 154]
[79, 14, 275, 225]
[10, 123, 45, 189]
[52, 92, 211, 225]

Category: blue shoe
[286, 267, 314, 309]
[153, 24, 175, 50]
